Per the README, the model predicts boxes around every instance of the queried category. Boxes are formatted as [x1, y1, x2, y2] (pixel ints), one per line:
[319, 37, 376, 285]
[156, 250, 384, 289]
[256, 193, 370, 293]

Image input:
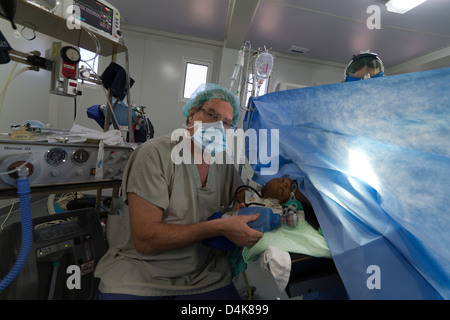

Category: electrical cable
[0, 62, 18, 97]
[81, 28, 100, 65]
[0, 62, 19, 116]
[73, 27, 101, 125]
[242, 271, 252, 300]
[47, 262, 60, 300]
[20, 22, 37, 41]
[0, 66, 35, 113]
[47, 194, 56, 214]
[81, 194, 111, 215]
[123, 42, 135, 143]
[78, 26, 134, 142]
[55, 192, 83, 210]
[234, 184, 262, 199]
[1, 51, 43, 115]
[0, 200, 16, 230]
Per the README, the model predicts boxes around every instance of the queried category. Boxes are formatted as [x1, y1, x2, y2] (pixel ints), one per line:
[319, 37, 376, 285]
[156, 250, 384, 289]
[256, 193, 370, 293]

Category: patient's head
[261, 178, 295, 203]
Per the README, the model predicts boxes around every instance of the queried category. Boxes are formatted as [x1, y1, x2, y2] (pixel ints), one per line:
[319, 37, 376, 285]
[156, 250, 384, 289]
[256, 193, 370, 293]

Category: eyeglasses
[198, 107, 236, 129]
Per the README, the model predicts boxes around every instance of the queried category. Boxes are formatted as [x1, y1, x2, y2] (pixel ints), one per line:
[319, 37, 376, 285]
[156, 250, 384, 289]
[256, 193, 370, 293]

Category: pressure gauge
[71, 149, 90, 165]
[45, 148, 67, 165]
[60, 46, 81, 64]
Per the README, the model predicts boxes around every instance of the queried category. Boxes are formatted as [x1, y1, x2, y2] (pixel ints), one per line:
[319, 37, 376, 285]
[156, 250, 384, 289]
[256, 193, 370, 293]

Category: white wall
[111, 28, 223, 137]
[0, 19, 53, 131]
[1, 18, 345, 138]
[270, 55, 344, 89]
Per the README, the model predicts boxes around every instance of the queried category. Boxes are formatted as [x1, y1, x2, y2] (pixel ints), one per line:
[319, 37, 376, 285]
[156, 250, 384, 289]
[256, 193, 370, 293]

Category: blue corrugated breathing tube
[0, 177, 33, 292]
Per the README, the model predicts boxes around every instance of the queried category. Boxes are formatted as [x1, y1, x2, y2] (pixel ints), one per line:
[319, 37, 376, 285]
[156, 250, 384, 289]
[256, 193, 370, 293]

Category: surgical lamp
[385, 0, 427, 14]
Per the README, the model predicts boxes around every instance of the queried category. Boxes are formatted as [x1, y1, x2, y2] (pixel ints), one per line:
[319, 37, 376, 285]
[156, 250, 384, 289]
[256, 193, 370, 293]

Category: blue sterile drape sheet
[244, 67, 450, 299]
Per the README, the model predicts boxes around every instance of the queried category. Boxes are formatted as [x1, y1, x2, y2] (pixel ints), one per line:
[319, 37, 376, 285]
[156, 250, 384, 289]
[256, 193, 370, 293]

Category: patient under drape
[244, 67, 450, 299]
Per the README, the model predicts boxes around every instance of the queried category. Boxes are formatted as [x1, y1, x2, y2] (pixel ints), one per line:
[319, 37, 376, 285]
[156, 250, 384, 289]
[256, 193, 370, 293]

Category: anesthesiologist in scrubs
[95, 84, 263, 300]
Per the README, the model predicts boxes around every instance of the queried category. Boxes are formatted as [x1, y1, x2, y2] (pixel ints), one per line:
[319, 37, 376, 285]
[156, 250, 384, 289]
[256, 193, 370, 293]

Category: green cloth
[242, 220, 331, 264]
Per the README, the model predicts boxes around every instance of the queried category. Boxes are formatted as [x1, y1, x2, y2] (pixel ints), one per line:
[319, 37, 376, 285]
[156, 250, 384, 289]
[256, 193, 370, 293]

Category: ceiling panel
[108, 0, 230, 41]
[105, 0, 450, 71]
[271, 0, 450, 36]
[246, 0, 450, 67]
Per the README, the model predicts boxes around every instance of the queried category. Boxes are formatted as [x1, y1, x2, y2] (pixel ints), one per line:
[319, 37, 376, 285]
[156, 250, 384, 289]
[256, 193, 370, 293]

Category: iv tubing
[47, 262, 60, 300]
[0, 63, 33, 116]
[0, 152, 34, 176]
[0, 178, 33, 292]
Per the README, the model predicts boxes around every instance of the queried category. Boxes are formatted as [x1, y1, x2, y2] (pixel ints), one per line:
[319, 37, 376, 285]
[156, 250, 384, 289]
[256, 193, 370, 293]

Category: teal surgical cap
[182, 83, 240, 125]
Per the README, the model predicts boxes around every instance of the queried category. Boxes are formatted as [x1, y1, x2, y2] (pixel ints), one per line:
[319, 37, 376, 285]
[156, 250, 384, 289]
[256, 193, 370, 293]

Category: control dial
[60, 46, 81, 64]
[71, 149, 90, 165]
[45, 148, 67, 165]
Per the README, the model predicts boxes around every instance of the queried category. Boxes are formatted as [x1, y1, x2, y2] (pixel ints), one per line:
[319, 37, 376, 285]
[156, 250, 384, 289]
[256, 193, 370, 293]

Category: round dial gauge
[60, 46, 81, 64]
[45, 148, 67, 165]
[71, 149, 90, 165]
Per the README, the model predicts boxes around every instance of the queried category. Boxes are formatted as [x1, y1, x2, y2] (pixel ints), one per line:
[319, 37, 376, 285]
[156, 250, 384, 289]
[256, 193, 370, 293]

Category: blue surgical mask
[191, 121, 227, 155]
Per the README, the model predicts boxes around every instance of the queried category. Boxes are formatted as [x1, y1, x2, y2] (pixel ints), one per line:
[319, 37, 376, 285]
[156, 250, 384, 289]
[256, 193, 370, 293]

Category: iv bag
[255, 52, 274, 80]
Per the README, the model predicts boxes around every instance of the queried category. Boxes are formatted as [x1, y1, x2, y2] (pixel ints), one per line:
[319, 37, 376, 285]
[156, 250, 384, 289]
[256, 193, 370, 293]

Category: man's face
[351, 66, 380, 79]
[187, 99, 233, 135]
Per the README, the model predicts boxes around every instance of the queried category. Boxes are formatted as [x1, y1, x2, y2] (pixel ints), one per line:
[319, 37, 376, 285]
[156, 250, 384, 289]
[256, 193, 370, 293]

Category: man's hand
[221, 213, 263, 247]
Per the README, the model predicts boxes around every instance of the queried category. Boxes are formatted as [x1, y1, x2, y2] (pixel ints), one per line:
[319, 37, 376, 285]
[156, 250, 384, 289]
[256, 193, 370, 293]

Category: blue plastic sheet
[244, 67, 450, 299]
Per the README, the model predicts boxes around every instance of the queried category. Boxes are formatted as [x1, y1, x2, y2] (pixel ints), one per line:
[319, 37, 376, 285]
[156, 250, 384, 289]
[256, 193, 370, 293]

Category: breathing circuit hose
[0, 177, 33, 292]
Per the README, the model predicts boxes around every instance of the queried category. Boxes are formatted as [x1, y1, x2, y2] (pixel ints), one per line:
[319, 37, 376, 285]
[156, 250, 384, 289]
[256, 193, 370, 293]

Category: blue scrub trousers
[95, 283, 241, 300]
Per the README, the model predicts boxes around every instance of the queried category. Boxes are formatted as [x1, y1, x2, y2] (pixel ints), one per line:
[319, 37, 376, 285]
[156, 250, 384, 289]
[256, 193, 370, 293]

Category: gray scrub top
[95, 135, 243, 296]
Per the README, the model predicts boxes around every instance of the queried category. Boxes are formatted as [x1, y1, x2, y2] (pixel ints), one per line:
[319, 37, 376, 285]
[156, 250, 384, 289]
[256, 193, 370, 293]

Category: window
[79, 48, 99, 84]
[180, 58, 212, 100]
[243, 73, 269, 106]
[248, 74, 269, 96]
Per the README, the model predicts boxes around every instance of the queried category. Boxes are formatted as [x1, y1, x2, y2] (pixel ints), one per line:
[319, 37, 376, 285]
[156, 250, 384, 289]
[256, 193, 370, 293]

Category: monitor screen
[73, 0, 114, 36]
